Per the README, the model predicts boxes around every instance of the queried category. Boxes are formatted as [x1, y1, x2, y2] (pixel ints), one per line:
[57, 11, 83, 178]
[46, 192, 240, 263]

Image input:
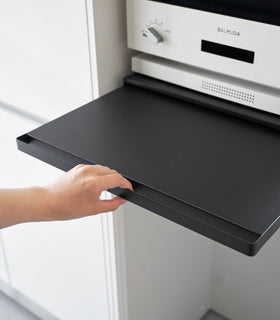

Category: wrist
[36, 186, 53, 222]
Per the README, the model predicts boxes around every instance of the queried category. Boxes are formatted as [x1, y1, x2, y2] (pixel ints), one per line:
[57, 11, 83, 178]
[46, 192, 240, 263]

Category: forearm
[0, 187, 48, 229]
[0, 165, 132, 229]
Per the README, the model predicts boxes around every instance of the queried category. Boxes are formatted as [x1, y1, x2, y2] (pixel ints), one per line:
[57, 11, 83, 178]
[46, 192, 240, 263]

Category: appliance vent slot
[202, 81, 255, 104]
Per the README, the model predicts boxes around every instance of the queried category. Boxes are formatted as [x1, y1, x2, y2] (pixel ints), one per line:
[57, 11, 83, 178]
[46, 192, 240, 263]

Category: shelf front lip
[16, 133, 270, 256]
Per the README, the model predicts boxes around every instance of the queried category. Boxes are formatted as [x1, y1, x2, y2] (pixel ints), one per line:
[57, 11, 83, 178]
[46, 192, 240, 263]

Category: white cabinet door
[0, 0, 92, 120]
[0, 109, 110, 320]
[0, 232, 9, 283]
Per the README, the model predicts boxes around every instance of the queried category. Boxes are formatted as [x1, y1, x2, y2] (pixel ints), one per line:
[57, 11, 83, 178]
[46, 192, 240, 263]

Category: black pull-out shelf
[17, 74, 280, 256]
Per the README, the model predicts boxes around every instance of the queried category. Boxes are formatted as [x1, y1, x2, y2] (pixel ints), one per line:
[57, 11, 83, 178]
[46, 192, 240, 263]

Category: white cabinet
[0, 107, 110, 319]
[0, 233, 9, 283]
[0, 1, 113, 318]
[121, 203, 213, 320]
[211, 231, 280, 320]
[0, 0, 92, 120]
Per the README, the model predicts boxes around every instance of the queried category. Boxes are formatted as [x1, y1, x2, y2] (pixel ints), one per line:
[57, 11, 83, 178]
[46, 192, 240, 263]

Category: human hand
[42, 164, 133, 221]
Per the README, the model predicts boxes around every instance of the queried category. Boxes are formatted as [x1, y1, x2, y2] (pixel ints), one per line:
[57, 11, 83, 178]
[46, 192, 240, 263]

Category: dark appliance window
[201, 40, 255, 63]
[150, 0, 280, 26]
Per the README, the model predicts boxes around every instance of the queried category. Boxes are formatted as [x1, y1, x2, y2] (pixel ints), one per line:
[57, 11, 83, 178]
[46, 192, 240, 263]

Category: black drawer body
[17, 74, 280, 256]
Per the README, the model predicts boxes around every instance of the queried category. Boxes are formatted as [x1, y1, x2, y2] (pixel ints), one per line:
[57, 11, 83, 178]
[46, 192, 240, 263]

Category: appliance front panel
[127, 0, 280, 90]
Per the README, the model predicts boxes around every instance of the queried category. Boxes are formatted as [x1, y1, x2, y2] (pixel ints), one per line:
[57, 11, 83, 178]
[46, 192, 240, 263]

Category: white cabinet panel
[3, 217, 109, 320]
[211, 232, 280, 320]
[0, 107, 110, 319]
[0, 0, 92, 120]
[0, 232, 9, 283]
[122, 203, 213, 320]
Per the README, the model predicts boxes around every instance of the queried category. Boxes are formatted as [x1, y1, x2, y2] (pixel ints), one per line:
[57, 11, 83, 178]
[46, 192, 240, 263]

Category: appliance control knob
[142, 27, 163, 44]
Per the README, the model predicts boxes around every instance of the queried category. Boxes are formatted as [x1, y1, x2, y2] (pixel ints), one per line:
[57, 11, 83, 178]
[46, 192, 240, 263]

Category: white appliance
[126, 0, 280, 115]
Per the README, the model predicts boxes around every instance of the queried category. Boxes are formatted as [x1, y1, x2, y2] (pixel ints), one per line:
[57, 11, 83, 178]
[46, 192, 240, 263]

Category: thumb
[98, 196, 127, 213]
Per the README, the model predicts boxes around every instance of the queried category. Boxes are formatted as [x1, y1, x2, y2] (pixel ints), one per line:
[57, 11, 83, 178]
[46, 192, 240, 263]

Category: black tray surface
[25, 81, 280, 236]
[18, 76, 280, 255]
